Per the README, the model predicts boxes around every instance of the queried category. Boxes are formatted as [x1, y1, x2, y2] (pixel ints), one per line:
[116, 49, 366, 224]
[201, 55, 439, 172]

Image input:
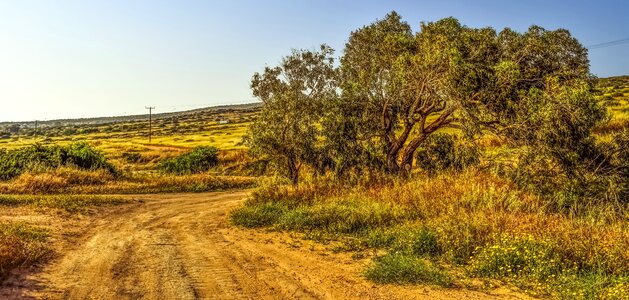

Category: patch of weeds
[469, 234, 563, 280]
[230, 202, 287, 228]
[365, 253, 452, 287]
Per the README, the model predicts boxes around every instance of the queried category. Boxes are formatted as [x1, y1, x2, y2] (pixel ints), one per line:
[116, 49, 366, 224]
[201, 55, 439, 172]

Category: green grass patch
[230, 202, 287, 228]
[365, 253, 452, 286]
[231, 198, 413, 234]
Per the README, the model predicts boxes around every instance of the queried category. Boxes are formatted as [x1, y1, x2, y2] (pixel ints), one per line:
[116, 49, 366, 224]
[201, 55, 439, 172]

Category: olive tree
[328, 12, 601, 176]
[331, 13, 495, 173]
[246, 45, 336, 184]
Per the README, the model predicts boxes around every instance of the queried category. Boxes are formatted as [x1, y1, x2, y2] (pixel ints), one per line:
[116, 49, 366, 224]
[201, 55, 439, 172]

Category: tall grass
[231, 169, 629, 299]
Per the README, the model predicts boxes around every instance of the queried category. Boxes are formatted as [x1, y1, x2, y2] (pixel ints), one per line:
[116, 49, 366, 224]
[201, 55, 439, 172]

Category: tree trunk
[287, 157, 300, 185]
[399, 133, 427, 175]
[290, 170, 299, 185]
[400, 150, 415, 175]
[386, 153, 400, 174]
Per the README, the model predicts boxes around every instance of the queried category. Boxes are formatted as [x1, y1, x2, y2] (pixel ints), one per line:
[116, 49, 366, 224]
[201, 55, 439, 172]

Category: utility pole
[146, 106, 155, 143]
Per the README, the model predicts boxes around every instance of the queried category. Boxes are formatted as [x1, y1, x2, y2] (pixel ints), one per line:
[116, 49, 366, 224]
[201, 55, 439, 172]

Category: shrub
[66, 142, 116, 174]
[0, 142, 116, 180]
[415, 133, 479, 173]
[158, 146, 219, 175]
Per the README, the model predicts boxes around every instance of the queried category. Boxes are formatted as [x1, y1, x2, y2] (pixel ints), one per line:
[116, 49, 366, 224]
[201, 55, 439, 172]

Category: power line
[145, 106, 155, 143]
[587, 38, 629, 49]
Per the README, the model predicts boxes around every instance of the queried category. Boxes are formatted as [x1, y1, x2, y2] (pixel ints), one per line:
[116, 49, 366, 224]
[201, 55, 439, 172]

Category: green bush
[158, 146, 219, 175]
[0, 142, 115, 180]
[66, 142, 116, 173]
[415, 133, 479, 174]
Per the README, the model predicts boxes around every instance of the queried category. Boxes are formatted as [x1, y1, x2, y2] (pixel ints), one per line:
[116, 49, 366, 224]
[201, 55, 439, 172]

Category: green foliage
[0, 142, 116, 180]
[415, 133, 479, 173]
[158, 146, 219, 175]
[469, 234, 629, 299]
[247, 45, 337, 184]
[364, 253, 452, 286]
[66, 142, 117, 174]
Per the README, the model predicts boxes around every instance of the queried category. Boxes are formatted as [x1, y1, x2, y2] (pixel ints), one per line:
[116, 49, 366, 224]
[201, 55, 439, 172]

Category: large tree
[330, 12, 596, 174]
[246, 45, 336, 184]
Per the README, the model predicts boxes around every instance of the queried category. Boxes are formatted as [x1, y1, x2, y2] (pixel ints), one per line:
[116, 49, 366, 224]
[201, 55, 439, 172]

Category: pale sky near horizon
[1, 0, 628, 122]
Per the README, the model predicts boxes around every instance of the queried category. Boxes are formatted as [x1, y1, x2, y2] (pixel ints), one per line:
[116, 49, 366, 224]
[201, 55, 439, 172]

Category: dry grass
[0, 194, 132, 212]
[0, 223, 49, 280]
[232, 169, 629, 299]
[0, 168, 256, 194]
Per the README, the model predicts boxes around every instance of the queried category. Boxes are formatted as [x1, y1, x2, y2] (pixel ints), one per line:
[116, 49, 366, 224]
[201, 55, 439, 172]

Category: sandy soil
[1, 191, 533, 299]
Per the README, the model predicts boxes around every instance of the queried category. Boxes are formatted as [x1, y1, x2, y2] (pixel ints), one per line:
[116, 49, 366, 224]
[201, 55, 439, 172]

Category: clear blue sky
[1, 0, 628, 122]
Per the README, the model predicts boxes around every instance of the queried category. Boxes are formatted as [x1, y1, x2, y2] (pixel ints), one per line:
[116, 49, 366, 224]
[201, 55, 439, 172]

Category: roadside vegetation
[233, 170, 629, 299]
[233, 12, 629, 300]
[0, 193, 143, 281]
[0, 108, 263, 284]
[0, 222, 49, 281]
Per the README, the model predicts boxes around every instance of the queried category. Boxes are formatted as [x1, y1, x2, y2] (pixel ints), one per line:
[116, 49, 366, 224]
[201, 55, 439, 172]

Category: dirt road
[3, 191, 530, 299]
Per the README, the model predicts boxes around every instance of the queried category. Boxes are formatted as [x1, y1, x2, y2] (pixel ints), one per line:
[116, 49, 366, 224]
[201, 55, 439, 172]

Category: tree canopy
[248, 12, 611, 188]
[246, 45, 336, 184]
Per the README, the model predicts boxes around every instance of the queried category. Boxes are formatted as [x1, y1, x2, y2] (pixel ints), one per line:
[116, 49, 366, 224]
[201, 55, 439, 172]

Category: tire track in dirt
[4, 191, 533, 300]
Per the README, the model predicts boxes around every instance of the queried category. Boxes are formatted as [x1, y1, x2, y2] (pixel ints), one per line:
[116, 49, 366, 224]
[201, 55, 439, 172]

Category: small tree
[246, 45, 337, 184]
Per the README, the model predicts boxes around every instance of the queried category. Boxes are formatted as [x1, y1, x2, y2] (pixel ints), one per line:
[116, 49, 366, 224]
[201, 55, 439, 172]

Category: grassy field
[595, 76, 629, 134]
[0, 78, 628, 298]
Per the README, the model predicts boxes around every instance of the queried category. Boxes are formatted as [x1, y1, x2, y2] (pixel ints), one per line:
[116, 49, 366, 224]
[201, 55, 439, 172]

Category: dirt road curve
[3, 191, 530, 300]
